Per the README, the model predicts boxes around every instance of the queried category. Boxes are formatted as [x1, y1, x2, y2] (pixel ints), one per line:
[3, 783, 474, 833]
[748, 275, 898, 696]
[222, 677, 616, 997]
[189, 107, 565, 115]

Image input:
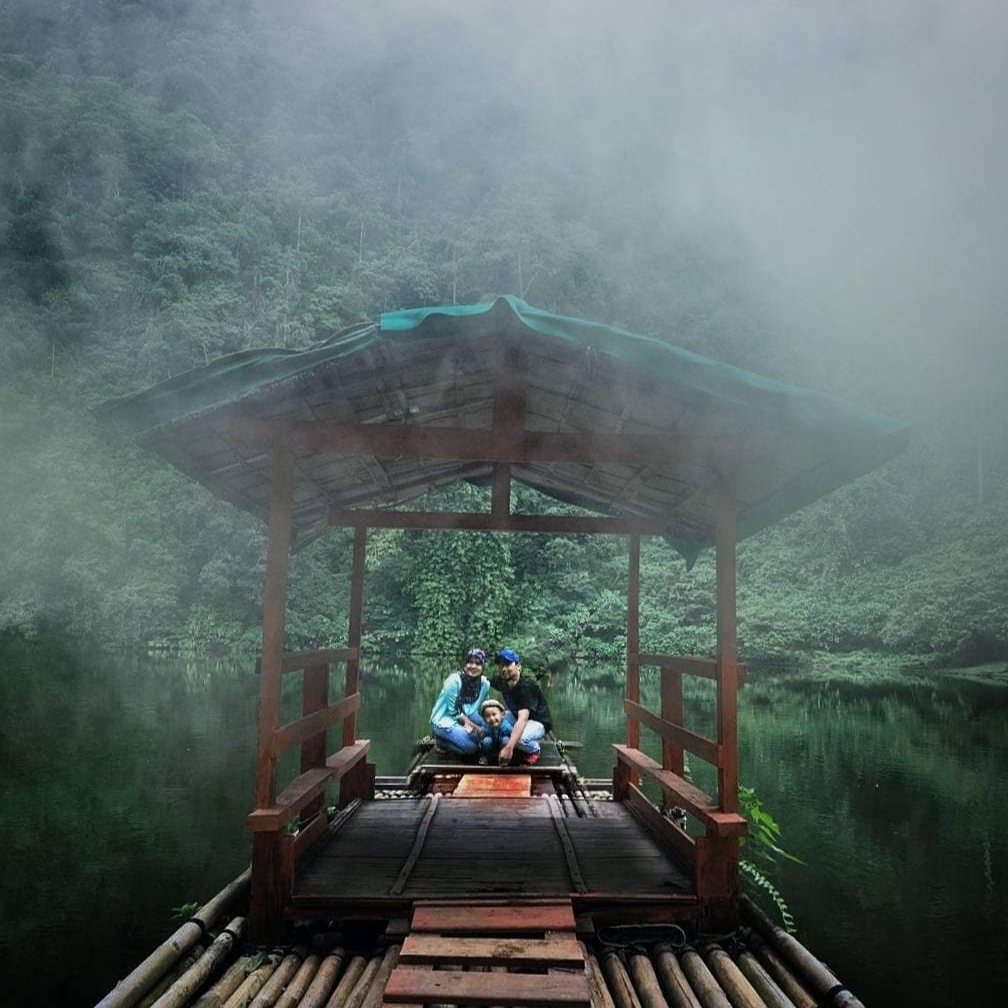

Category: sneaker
[477, 755, 489, 766]
[523, 751, 540, 765]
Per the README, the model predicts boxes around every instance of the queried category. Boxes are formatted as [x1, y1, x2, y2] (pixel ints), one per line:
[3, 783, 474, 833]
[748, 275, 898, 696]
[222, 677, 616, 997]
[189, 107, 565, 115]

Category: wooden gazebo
[97, 295, 908, 949]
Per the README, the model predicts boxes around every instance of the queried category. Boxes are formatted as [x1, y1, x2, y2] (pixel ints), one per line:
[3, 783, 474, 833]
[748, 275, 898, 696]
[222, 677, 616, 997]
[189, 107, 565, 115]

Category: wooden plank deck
[293, 795, 695, 912]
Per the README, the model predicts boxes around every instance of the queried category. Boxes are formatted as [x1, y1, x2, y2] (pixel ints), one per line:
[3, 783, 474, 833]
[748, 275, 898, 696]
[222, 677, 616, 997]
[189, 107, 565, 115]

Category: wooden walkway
[293, 792, 695, 914]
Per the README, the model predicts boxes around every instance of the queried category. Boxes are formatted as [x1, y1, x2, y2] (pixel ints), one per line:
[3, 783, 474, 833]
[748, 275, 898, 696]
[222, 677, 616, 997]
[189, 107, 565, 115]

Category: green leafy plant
[738, 784, 803, 932]
[170, 901, 199, 919]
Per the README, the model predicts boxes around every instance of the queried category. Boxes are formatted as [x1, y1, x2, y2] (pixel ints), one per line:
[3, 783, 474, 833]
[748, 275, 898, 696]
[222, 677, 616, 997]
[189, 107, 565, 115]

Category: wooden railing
[614, 653, 747, 911]
[248, 647, 373, 937]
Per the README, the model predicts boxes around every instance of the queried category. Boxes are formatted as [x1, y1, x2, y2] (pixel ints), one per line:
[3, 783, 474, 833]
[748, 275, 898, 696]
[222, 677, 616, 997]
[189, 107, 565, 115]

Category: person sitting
[491, 647, 553, 766]
[477, 697, 512, 765]
[428, 647, 490, 758]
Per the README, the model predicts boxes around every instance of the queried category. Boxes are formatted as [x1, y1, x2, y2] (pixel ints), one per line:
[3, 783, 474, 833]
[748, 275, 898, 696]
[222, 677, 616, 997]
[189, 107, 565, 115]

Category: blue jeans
[433, 712, 487, 755]
[479, 725, 513, 757]
[503, 713, 546, 755]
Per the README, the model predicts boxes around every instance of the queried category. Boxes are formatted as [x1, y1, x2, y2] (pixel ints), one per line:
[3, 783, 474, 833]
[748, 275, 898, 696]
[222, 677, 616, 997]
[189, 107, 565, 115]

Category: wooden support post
[300, 662, 329, 826]
[342, 523, 367, 748]
[661, 668, 684, 776]
[492, 462, 511, 517]
[626, 534, 641, 752]
[715, 491, 739, 814]
[251, 447, 294, 941]
[255, 446, 294, 808]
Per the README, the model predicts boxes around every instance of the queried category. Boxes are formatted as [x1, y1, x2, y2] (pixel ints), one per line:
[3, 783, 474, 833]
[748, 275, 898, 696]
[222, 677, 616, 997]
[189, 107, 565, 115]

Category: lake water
[2, 642, 1006, 1007]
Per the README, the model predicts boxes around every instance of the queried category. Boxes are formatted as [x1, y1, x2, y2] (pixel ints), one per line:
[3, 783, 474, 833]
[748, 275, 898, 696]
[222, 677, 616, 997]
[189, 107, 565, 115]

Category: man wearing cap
[491, 648, 552, 765]
[428, 648, 491, 757]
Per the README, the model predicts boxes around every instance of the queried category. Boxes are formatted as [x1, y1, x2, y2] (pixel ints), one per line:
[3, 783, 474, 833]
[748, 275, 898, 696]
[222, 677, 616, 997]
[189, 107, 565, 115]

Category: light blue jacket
[429, 672, 489, 730]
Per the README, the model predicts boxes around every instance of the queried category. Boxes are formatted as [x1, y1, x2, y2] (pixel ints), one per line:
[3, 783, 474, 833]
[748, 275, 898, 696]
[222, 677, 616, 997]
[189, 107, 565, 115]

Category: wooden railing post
[300, 662, 329, 827]
[342, 524, 367, 748]
[250, 446, 294, 941]
[660, 668, 684, 776]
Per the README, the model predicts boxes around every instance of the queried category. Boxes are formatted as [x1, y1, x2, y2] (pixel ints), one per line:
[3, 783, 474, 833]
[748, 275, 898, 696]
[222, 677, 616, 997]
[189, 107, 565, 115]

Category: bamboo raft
[95, 794, 865, 1008]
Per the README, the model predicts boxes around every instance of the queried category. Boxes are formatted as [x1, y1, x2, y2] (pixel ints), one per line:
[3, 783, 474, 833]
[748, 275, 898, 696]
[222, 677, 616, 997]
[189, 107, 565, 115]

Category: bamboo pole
[358, 945, 401, 1008]
[248, 950, 307, 1008]
[193, 956, 258, 1008]
[650, 946, 702, 1008]
[733, 951, 798, 1008]
[273, 955, 322, 1008]
[677, 950, 732, 1008]
[138, 948, 206, 1008]
[322, 955, 368, 1008]
[341, 953, 384, 1008]
[701, 947, 765, 1008]
[148, 917, 247, 1008]
[626, 950, 670, 1008]
[296, 951, 347, 1008]
[580, 945, 618, 1008]
[741, 897, 865, 1008]
[599, 951, 644, 1008]
[743, 935, 814, 1008]
[222, 954, 284, 1008]
[95, 870, 251, 1008]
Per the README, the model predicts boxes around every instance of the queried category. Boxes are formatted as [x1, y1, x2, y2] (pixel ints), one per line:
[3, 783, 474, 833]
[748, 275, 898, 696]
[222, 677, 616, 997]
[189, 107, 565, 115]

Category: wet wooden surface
[293, 796, 694, 909]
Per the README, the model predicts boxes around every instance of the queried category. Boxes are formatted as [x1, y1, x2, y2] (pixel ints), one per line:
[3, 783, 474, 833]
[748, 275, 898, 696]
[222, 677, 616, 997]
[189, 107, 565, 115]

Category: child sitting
[477, 698, 512, 765]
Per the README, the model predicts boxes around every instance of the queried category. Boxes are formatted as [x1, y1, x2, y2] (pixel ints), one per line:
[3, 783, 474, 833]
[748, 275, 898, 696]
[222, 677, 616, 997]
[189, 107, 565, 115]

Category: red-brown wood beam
[343, 524, 367, 748]
[627, 534, 641, 752]
[661, 668, 685, 776]
[229, 417, 736, 468]
[299, 662, 329, 827]
[492, 462, 511, 517]
[715, 489, 739, 814]
[255, 446, 293, 808]
[329, 508, 668, 535]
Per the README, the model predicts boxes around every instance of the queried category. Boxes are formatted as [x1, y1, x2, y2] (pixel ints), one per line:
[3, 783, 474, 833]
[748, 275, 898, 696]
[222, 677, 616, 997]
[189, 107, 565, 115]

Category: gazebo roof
[95, 295, 908, 558]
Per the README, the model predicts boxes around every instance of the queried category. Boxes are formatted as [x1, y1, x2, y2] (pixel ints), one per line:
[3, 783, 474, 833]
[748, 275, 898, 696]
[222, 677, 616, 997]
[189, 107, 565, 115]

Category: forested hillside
[2, 0, 1006, 665]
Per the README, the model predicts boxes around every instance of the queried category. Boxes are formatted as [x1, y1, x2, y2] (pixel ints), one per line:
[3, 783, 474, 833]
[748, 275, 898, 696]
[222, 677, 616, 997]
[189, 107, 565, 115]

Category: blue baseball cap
[495, 647, 520, 665]
[465, 648, 487, 664]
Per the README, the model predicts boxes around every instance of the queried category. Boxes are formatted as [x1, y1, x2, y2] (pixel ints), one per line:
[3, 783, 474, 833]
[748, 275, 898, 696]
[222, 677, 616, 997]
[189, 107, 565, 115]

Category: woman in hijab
[429, 647, 490, 757]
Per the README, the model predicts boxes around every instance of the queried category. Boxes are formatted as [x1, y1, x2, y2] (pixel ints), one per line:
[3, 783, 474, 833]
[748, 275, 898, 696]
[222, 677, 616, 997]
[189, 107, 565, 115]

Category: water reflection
[2, 644, 1006, 1007]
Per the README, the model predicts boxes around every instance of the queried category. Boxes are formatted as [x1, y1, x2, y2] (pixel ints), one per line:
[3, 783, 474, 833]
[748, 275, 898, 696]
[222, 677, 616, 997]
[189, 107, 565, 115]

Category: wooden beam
[637, 653, 747, 684]
[623, 782, 695, 863]
[492, 462, 511, 516]
[613, 745, 746, 837]
[299, 662, 329, 825]
[281, 647, 357, 672]
[230, 417, 736, 468]
[343, 524, 366, 748]
[383, 967, 590, 1007]
[329, 508, 669, 535]
[716, 490, 739, 814]
[623, 699, 723, 767]
[255, 447, 293, 809]
[411, 901, 576, 933]
[399, 933, 583, 969]
[271, 692, 361, 758]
